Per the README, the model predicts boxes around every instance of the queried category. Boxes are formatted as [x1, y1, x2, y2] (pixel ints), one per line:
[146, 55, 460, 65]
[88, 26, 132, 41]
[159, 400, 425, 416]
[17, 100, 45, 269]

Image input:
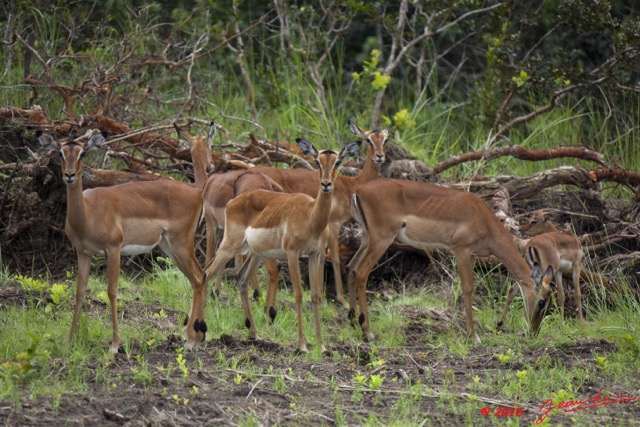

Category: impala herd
[38, 123, 589, 354]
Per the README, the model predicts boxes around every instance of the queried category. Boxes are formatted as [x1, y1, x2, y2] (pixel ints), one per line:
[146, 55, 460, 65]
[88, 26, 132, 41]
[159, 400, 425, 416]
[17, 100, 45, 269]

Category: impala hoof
[268, 306, 277, 324]
[294, 345, 309, 355]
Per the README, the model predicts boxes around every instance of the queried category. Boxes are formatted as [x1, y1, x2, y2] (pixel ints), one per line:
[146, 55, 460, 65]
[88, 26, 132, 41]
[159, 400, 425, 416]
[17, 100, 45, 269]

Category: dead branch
[433, 145, 608, 175]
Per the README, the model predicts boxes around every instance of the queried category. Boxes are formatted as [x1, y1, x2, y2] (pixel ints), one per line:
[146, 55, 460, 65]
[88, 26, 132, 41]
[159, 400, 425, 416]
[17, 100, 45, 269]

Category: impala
[174, 121, 215, 190]
[200, 121, 387, 317]
[204, 139, 360, 352]
[174, 122, 282, 299]
[39, 130, 207, 353]
[347, 179, 552, 343]
[497, 211, 585, 328]
[253, 122, 387, 309]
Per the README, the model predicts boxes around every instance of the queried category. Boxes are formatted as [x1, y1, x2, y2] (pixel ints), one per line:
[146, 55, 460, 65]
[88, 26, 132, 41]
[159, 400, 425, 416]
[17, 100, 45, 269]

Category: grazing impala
[205, 139, 360, 352]
[174, 122, 282, 299]
[39, 130, 207, 353]
[497, 211, 584, 328]
[347, 179, 552, 343]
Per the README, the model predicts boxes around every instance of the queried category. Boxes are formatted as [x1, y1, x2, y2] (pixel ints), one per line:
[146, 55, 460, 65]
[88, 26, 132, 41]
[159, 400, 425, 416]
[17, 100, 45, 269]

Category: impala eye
[538, 299, 546, 309]
[366, 137, 373, 144]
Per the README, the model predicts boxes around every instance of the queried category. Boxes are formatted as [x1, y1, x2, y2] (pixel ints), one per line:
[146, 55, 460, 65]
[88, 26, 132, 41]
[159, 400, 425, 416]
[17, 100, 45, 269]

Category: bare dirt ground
[1, 279, 638, 427]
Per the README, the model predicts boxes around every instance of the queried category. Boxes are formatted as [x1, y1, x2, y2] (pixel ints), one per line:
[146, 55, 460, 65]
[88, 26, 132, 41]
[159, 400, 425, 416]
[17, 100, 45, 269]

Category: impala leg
[455, 251, 481, 344]
[238, 254, 262, 341]
[308, 251, 326, 352]
[204, 239, 238, 299]
[162, 236, 207, 349]
[233, 253, 264, 299]
[264, 259, 280, 324]
[287, 252, 308, 352]
[105, 250, 122, 354]
[204, 212, 217, 266]
[247, 259, 262, 300]
[573, 266, 584, 323]
[497, 283, 519, 330]
[327, 224, 346, 306]
[204, 212, 225, 298]
[346, 232, 369, 323]
[351, 237, 392, 342]
[555, 272, 565, 321]
[70, 252, 91, 344]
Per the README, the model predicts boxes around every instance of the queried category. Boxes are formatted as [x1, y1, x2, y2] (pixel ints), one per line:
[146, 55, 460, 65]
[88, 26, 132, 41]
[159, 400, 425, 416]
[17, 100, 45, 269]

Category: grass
[1, 259, 639, 425]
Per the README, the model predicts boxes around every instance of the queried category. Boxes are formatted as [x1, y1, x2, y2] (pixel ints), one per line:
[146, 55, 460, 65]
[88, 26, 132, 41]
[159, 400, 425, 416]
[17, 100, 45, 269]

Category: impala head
[174, 122, 215, 157]
[348, 120, 388, 164]
[38, 130, 107, 186]
[296, 138, 360, 193]
[522, 246, 553, 334]
[520, 211, 553, 237]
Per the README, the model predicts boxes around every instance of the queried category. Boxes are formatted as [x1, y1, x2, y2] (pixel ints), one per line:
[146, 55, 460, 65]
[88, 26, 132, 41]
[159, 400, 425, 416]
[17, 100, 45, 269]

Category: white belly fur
[245, 227, 287, 259]
[396, 223, 451, 251]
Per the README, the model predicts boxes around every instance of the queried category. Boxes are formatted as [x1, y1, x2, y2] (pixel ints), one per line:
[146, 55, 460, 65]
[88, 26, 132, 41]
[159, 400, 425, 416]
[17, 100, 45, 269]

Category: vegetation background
[0, 1, 639, 426]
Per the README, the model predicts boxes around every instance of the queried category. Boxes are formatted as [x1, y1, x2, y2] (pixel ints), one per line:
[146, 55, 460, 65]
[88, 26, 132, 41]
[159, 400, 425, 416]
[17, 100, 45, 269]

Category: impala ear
[36, 131, 60, 152]
[295, 137, 318, 158]
[85, 131, 107, 152]
[173, 122, 185, 137]
[348, 120, 365, 138]
[340, 140, 361, 159]
[531, 263, 542, 284]
[206, 121, 216, 144]
[525, 246, 538, 269]
[173, 122, 191, 147]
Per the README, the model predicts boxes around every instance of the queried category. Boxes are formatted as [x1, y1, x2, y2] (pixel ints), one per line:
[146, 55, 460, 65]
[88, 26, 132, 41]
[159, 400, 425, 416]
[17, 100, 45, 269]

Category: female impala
[205, 139, 360, 352]
[174, 122, 284, 299]
[39, 130, 207, 353]
[347, 179, 552, 343]
[497, 211, 585, 328]
[188, 121, 387, 322]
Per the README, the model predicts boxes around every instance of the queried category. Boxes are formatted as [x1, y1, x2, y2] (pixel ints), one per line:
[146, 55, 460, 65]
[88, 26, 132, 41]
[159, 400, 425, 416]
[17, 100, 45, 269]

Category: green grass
[2, 260, 638, 426]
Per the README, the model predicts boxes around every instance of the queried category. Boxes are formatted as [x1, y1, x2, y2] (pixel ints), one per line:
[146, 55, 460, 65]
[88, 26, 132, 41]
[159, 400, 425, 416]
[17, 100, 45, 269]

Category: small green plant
[353, 372, 367, 387]
[368, 374, 385, 391]
[172, 394, 189, 405]
[175, 351, 189, 378]
[272, 375, 286, 394]
[13, 274, 48, 292]
[494, 348, 517, 365]
[0, 334, 49, 383]
[48, 283, 69, 305]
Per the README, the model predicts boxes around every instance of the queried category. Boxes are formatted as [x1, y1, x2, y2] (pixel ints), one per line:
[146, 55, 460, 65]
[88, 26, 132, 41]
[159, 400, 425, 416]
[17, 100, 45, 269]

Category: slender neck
[65, 175, 87, 233]
[542, 222, 559, 233]
[348, 145, 382, 188]
[493, 231, 534, 289]
[191, 144, 211, 190]
[309, 189, 333, 237]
